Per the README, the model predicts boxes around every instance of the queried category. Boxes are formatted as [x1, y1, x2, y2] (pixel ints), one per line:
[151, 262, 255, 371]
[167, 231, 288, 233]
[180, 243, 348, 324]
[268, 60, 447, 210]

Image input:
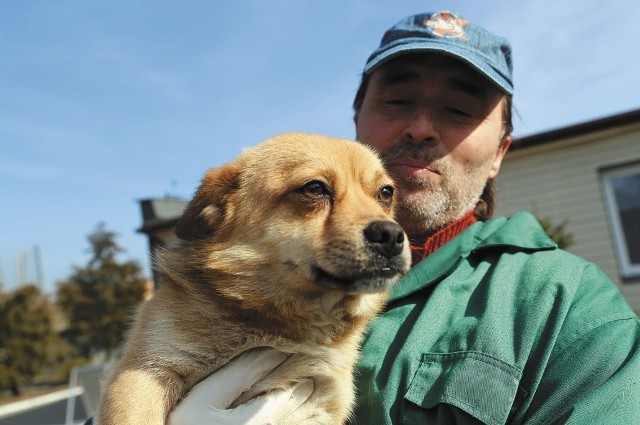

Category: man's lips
[386, 160, 439, 177]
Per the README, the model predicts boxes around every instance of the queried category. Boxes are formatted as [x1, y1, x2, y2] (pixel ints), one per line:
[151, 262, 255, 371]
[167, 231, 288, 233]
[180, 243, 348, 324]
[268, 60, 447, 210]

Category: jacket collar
[389, 211, 557, 302]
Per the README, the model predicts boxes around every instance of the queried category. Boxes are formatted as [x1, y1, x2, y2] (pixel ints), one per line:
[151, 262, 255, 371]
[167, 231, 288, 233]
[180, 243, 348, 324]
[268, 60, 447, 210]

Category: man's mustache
[380, 142, 446, 168]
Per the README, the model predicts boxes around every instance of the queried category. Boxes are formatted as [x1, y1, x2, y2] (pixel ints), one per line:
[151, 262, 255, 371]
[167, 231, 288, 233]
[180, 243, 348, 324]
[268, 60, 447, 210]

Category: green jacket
[353, 211, 640, 425]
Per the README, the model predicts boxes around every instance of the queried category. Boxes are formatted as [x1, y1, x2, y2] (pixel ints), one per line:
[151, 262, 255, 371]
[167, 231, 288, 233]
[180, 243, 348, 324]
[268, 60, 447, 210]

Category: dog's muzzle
[312, 220, 409, 293]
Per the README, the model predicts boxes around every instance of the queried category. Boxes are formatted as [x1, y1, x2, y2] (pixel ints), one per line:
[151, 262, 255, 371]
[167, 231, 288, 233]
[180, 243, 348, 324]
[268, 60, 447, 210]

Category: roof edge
[512, 108, 640, 150]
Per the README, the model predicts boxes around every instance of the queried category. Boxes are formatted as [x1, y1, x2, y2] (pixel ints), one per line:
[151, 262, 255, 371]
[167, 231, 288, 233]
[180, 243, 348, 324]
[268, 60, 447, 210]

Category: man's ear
[174, 164, 241, 241]
[488, 135, 512, 179]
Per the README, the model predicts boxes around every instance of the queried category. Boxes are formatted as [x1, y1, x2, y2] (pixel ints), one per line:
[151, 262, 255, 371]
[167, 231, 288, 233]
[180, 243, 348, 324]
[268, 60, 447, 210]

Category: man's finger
[225, 379, 315, 425]
[170, 347, 288, 418]
[213, 348, 289, 407]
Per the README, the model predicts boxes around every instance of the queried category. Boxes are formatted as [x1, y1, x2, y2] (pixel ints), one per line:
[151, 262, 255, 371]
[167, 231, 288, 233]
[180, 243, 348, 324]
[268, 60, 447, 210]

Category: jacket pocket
[404, 351, 523, 425]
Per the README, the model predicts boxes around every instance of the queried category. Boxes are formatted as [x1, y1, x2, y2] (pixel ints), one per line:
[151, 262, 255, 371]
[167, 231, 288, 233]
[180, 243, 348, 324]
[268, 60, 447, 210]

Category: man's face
[355, 54, 511, 239]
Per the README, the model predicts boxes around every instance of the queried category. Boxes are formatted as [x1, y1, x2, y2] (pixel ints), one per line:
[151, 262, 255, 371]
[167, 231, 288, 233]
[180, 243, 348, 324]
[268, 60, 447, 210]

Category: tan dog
[96, 133, 411, 424]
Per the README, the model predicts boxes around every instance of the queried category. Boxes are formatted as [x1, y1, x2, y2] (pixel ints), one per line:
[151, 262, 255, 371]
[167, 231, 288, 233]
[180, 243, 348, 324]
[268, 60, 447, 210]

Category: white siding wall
[495, 124, 640, 312]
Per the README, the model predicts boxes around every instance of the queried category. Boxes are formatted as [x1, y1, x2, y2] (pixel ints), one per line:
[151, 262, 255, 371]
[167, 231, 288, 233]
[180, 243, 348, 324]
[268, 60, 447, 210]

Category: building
[496, 108, 640, 312]
[137, 197, 187, 286]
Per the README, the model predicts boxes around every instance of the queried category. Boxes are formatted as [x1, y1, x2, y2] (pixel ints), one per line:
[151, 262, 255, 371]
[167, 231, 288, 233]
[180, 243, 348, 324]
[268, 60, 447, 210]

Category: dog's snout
[364, 220, 405, 258]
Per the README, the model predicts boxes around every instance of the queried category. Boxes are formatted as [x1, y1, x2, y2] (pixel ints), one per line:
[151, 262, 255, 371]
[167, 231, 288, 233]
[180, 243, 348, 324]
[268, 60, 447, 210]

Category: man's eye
[377, 185, 394, 205]
[386, 99, 412, 106]
[298, 180, 332, 199]
[447, 107, 473, 117]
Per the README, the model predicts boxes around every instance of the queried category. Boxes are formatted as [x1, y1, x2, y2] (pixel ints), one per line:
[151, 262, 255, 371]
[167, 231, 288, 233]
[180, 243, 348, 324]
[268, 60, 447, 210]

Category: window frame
[600, 161, 640, 279]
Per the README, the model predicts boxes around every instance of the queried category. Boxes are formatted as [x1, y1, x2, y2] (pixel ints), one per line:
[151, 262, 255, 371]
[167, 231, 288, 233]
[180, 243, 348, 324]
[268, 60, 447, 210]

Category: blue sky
[2, 0, 639, 293]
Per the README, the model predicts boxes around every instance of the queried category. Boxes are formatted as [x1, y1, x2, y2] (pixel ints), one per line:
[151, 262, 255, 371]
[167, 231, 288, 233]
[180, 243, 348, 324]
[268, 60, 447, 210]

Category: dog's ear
[174, 164, 241, 241]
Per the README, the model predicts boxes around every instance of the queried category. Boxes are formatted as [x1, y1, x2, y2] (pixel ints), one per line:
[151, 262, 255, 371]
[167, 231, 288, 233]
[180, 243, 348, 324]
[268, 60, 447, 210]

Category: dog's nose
[364, 220, 405, 258]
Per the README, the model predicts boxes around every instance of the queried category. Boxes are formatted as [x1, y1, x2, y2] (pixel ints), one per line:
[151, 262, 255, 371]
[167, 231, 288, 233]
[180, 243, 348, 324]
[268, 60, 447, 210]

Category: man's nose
[402, 107, 438, 144]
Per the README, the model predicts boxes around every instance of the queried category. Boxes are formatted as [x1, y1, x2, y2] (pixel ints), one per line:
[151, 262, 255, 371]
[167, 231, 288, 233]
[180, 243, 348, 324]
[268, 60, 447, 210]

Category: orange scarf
[409, 210, 478, 265]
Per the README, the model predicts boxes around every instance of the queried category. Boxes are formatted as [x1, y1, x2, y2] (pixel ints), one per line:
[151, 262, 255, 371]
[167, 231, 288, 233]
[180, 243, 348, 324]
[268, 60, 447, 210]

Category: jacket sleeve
[521, 262, 640, 424]
[525, 317, 640, 424]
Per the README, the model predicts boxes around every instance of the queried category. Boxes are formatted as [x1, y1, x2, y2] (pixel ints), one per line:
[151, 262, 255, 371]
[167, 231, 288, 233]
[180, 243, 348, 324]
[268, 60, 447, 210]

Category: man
[93, 10, 640, 425]
[347, 11, 640, 424]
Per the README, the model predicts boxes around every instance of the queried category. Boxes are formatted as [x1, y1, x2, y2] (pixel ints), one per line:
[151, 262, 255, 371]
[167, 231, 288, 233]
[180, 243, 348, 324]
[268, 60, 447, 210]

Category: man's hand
[168, 347, 314, 425]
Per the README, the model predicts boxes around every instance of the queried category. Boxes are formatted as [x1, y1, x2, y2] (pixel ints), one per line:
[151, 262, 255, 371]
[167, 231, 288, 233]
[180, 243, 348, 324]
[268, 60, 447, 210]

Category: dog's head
[173, 133, 410, 296]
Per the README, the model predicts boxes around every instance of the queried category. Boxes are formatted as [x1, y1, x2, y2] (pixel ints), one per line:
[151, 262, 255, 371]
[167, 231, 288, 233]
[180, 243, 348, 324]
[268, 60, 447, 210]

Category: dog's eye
[377, 185, 394, 205]
[298, 180, 332, 199]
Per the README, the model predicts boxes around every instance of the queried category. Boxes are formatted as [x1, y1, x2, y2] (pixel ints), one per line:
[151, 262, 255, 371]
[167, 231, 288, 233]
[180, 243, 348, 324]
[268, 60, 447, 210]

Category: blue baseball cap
[364, 11, 513, 95]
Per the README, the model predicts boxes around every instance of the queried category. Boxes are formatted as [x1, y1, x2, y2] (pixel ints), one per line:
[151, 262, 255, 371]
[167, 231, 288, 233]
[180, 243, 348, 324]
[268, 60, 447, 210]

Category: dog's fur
[96, 133, 410, 424]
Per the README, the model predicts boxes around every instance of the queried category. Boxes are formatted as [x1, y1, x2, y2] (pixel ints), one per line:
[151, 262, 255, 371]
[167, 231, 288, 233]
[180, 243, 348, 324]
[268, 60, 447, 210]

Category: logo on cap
[422, 11, 469, 40]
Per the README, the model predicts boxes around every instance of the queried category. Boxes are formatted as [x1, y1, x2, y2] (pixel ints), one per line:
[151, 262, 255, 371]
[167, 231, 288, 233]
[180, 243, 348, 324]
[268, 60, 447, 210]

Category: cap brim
[364, 42, 513, 95]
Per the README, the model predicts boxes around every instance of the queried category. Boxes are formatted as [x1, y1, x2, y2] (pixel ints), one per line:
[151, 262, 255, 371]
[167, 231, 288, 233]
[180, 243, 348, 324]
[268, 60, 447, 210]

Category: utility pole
[0, 259, 4, 291]
[16, 249, 27, 287]
[34, 245, 44, 289]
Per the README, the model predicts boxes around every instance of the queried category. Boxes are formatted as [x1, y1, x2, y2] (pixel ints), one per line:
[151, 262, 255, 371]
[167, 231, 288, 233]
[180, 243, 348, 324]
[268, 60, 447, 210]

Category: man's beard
[381, 143, 492, 239]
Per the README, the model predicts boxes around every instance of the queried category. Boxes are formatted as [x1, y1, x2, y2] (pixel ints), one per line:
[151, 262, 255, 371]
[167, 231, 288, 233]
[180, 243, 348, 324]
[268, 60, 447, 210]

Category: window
[601, 162, 640, 278]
